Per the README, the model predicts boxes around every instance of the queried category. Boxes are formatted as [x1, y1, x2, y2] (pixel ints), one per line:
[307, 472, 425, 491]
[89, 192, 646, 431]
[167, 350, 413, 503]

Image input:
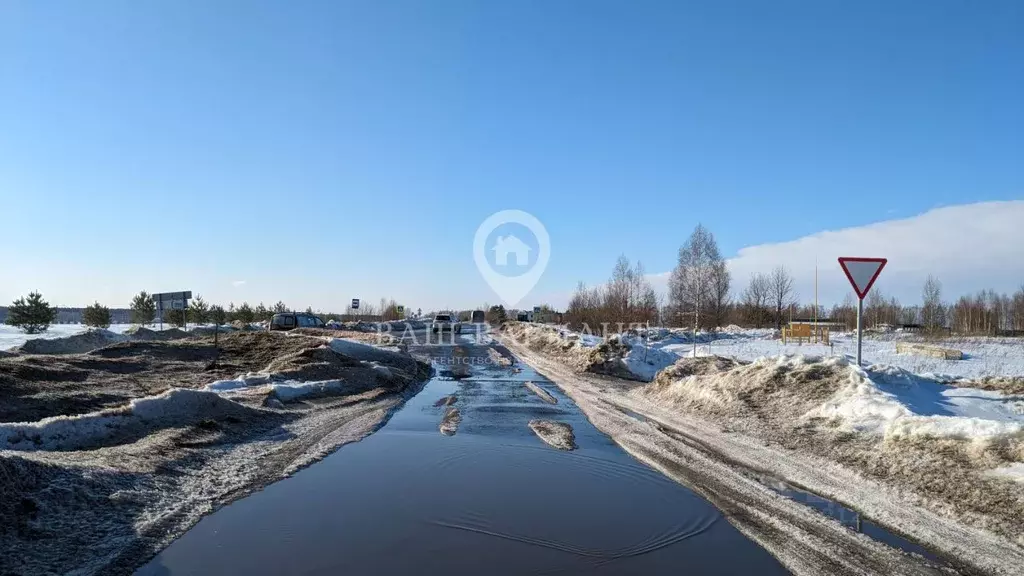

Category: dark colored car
[269, 312, 325, 331]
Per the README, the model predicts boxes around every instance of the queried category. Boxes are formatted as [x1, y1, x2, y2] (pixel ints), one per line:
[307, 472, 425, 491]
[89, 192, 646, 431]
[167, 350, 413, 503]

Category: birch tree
[769, 266, 796, 329]
[669, 225, 723, 352]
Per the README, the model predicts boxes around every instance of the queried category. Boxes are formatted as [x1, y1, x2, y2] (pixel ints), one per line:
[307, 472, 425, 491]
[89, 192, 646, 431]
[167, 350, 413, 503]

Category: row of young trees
[562, 223, 1024, 336]
[127, 291, 293, 328]
[3, 289, 408, 334]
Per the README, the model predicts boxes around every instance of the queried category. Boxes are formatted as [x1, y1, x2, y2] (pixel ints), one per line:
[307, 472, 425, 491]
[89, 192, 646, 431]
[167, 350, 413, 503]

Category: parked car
[269, 312, 325, 331]
[432, 313, 462, 333]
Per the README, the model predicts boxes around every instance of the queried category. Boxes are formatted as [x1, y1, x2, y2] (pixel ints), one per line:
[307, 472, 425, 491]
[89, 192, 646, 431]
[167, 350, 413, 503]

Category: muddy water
[138, 335, 788, 575]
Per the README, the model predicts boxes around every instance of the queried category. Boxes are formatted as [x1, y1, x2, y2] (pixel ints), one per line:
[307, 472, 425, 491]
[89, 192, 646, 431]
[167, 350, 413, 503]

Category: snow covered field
[583, 326, 1024, 382]
[0, 323, 138, 351]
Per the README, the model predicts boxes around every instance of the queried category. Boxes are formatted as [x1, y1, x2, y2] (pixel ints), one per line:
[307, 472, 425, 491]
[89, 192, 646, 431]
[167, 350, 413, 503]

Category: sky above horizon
[2, 1, 1022, 312]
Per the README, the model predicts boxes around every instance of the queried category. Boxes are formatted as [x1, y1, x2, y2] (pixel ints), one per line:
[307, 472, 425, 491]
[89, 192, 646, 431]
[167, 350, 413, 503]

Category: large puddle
[138, 340, 788, 575]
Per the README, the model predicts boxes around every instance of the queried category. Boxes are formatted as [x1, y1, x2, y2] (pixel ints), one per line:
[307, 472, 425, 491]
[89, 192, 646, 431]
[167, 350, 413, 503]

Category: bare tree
[921, 275, 944, 332]
[740, 273, 770, 328]
[768, 266, 796, 329]
[669, 225, 723, 352]
[708, 261, 731, 330]
[565, 257, 659, 331]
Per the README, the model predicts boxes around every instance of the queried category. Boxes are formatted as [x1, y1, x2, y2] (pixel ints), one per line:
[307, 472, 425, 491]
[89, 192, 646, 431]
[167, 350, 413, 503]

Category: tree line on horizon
[565, 225, 1024, 336]
[3, 290, 413, 334]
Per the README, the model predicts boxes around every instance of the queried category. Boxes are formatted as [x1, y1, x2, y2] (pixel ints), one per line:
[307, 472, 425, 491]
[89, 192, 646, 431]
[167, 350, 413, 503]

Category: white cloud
[495, 201, 1024, 311]
[232, 280, 247, 287]
[718, 201, 1024, 306]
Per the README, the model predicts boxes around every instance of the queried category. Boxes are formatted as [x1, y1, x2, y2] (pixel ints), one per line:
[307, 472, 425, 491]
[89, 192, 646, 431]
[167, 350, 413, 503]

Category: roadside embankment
[0, 331, 431, 575]
[501, 325, 1024, 576]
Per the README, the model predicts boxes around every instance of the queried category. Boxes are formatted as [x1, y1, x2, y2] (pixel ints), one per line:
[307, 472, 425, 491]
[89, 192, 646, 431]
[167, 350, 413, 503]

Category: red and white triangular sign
[838, 257, 887, 300]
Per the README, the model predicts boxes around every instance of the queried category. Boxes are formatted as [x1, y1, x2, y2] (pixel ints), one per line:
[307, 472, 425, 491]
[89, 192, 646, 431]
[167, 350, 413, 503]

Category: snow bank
[204, 374, 275, 392]
[522, 322, 1024, 381]
[0, 389, 257, 451]
[16, 329, 128, 355]
[810, 363, 1024, 442]
[268, 379, 346, 402]
[986, 463, 1024, 483]
[329, 338, 400, 361]
[205, 373, 353, 401]
[644, 351, 1024, 449]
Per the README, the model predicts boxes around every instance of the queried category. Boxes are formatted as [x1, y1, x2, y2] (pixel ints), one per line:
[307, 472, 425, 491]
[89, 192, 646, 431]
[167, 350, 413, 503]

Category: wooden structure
[782, 322, 830, 345]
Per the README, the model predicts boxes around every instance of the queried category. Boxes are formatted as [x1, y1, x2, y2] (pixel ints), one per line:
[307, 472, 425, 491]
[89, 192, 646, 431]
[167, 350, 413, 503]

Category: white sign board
[839, 258, 887, 300]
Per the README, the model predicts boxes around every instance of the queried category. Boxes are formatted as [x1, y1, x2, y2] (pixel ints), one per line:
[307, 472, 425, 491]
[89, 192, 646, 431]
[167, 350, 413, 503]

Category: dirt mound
[502, 322, 637, 379]
[959, 376, 1024, 395]
[434, 395, 457, 407]
[229, 321, 260, 331]
[655, 356, 745, 379]
[440, 407, 461, 436]
[525, 381, 557, 404]
[488, 348, 513, 367]
[88, 340, 218, 363]
[261, 346, 377, 388]
[123, 327, 189, 342]
[290, 328, 400, 347]
[17, 330, 125, 355]
[645, 355, 845, 419]
[528, 419, 576, 450]
[0, 388, 265, 451]
[187, 326, 236, 338]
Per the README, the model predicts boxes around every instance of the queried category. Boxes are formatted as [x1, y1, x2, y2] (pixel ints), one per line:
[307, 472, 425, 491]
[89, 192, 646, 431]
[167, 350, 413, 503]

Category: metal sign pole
[856, 296, 864, 366]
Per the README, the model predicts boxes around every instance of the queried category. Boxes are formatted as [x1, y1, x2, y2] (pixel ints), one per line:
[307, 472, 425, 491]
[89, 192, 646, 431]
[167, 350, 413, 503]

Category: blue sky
[2, 1, 1021, 311]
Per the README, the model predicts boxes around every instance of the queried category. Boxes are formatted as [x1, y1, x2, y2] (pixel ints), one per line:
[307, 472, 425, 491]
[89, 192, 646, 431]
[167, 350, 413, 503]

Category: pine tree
[189, 296, 210, 325]
[487, 304, 508, 324]
[164, 308, 187, 328]
[255, 302, 270, 321]
[235, 302, 255, 323]
[210, 305, 227, 325]
[83, 301, 111, 329]
[5, 291, 57, 334]
[273, 301, 289, 313]
[130, 291, 156, 326]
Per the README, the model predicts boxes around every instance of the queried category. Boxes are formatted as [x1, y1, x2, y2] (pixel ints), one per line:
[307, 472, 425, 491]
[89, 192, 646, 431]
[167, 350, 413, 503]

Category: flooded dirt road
[138, 328, 788, 575]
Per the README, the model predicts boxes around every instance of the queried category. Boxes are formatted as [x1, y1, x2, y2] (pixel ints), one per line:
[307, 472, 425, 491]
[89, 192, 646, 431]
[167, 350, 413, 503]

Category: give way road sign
[838, 257, 887, 300]
[838, 257, 887, 367]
